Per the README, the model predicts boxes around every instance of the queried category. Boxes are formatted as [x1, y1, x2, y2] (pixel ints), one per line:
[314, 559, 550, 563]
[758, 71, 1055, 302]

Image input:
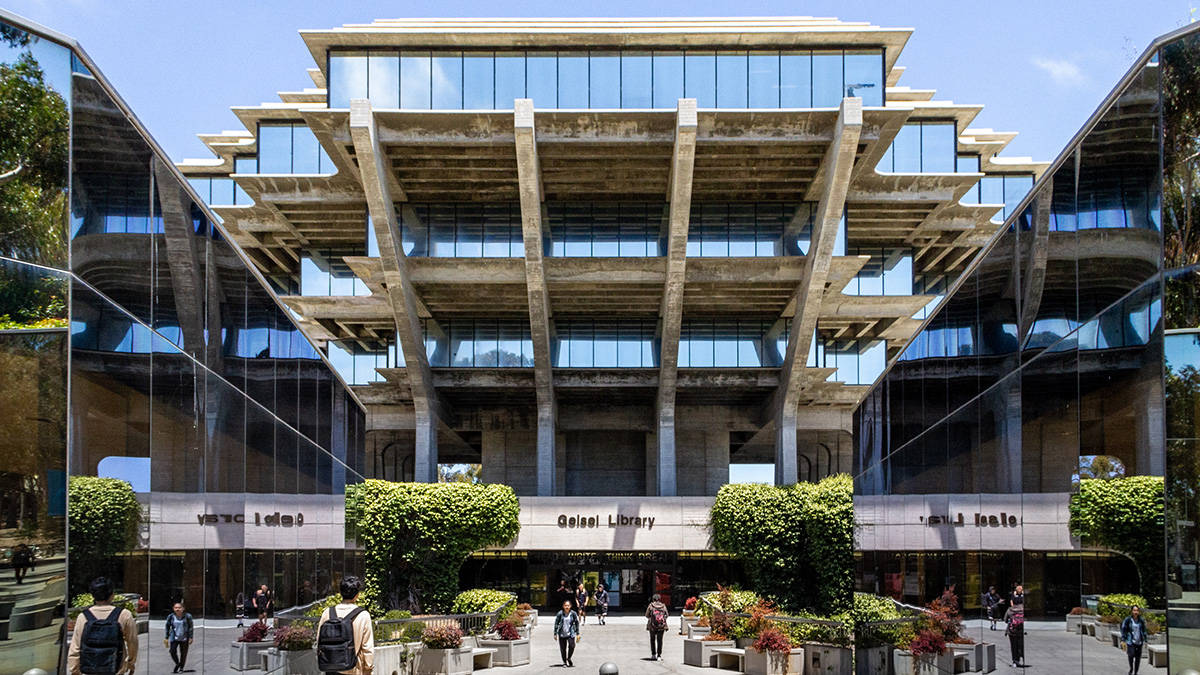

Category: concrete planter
[478, 638, 531, 666]
[415, 646, 473, 675]
[683, 637, 734, 667]
[736, 636, 758, 649]
[263, 647, 317, 675]
[891, 649, 953, 675]
[229, 640, 273, 671]
[376, 643, 417, 675]
[688, 624, 712, 639]
[802, 643, 851, 675]
[1095, 622, 1118, 643]
[950, 642, 995, 673]
[854, 645, 893, 675]
[745, 646, 804, 675]
[681, 613, 701, 634]
[1065, 615, 1084, 633]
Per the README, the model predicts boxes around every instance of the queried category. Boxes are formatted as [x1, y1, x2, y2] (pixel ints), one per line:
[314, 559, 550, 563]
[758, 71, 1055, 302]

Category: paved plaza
[129, 615, 1148, 674]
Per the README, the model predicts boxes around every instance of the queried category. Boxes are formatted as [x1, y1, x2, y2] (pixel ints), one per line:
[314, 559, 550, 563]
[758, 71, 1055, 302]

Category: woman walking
[1004, 599, 1025, 667]
[553, 599, 581, 667]
[645, 593, 669, 662]
[576, 582, 589, 625]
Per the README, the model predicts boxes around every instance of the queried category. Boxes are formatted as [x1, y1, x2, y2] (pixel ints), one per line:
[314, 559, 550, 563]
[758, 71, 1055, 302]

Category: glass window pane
[258, 124, 292, 174]
[570, 321, 593, 367]
[594, 322, 618, 367]
[652, 51, 684, 109]
[728, 204, 756, 256]
[498, 321, 524, 367]
[291, 124, 321, 174]
[685, 51, 716, 107]
[713, 321, 738, 367]
[891, 124, 921, 173]
[432, 52, 463, 109]
[450, 319, 475, 366]
[883, 251, 913, 296]
[475, 320, 499, 366]
[463, 51, 495, 109]
[564, 203, 591, 256]
[921, 122, 956, 173]
[329, 52, 368, 108]
[621, 52, 653, 108]
[456, 205, 484, 257]
[617, 323, 642, 367]
[482, 204, 512, 257]
[844, 49, 883, 106]
[748, 51, 780, 108]
[400, 51, 432, 109]
[589, 51, 620, 108]
[690, 320, 714, 367]
[526, 52, 558, 107]
[812, 51, 843, 107]
[716, 51, 748, 108]
[495, 52, 526, 108]
[368, 51, 400, 108]
[592, 204, 619, 256]
[780, 51, 812, 108]
[558, 52, 589, 108]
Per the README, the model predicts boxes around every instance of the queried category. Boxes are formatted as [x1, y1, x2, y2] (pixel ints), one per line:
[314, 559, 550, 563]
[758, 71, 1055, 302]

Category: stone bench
[472, 647, 497, 670]
[1111, 630, 1121, 648]
[711, 647, 745, 672]
[1148, 644, 1168, 668]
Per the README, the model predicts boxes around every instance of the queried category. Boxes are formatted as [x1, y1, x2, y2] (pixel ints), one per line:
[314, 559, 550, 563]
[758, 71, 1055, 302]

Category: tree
[345, 480, 520, 613]
[1074, 455, 1126, 483]
[438, 463, 482, 484]
[67, 476, 141, 594]
[1069, 476, 1166, 603]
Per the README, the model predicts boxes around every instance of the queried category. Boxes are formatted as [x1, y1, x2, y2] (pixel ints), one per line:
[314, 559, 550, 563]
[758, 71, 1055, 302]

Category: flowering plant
[274, 625, 315, 651]
[684, 596, 697, 611]
[237, 621, 270, 643]
[752, 627, 792, 654]
[422, 623, 464, 650]
[908, 628, 946, 657]
[493, 620, 521, 641]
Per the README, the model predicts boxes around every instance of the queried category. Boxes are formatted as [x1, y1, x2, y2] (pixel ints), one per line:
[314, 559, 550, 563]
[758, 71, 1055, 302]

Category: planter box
[950, 642, 995, 673]
[745, 646, 804, 675]
[1095, 622, 1118, 643]
[802, 644, 851, 675]
[684, 637, 735, 667]
[737, 636, 757, 649]
[1065, 615, 1082, 633]
[263, 648, 318, 675]
[415, 646, 473, 675]
[229, 641, 273, 671]
[681, 613, 701, 634]
[854, 645, 893, 675]
[478, 638, 531, 666]
[376, 643, 417, 675]
[688, 624, 712, 639]
[892, 649, 953, 675]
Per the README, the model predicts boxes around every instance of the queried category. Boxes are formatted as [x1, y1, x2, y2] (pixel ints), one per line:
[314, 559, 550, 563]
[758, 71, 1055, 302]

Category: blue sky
[3, 0, 1194, 165]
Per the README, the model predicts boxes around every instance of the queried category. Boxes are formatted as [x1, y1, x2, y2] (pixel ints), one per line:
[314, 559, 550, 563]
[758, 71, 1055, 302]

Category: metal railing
[373, 597, 517, 645]
[694, 593, 850, 644]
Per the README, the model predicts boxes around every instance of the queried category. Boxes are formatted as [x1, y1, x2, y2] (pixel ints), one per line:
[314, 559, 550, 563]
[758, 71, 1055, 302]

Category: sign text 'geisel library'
[558, 513, 656, 530]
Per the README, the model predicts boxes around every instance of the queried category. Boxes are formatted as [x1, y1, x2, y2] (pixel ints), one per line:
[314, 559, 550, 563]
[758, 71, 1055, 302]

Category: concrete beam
[349, 98, 441, 483]
[656, 99, 698, 498]
[153, 159, 207, 358]
[1017, 183, 1052, 343]
[515, 99, 558, 497]
[771, 97, 862, 486]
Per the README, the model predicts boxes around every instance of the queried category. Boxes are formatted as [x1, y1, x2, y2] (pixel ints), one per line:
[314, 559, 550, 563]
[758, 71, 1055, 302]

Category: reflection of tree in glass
[438, 464, 482, 484]
[1073, 455, 1126, 484]
[1163, 36, 1200, 327]
[0, 50, 69, 268]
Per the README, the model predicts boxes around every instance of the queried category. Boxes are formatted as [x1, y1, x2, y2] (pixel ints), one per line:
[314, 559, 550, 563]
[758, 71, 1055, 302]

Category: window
[877, 121, 957, 174]
[403, 203, 522, 257]
[547, 202, 665, 257]
[974, 174, 1036, 223]
[687, 203, 812, 257]
[678, 318, 789, 367]
[256, 123, 334, 175]
[554, 319, 657, 367]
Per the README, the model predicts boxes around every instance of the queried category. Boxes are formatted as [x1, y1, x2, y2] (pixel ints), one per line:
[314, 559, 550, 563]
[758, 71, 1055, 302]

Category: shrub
[274, 625, 315, 651]
[697, 586, 761, 616]
[346, 481, 520, 612]
[403, 621, 427, 642]
[136, 598, 148, 614]
[1100, 614, 1121, 624]
[422, 624, 464, 650]
[1068, 607, 1086, 615]
[67, 476, 141, 594]
[238, 622, 270, 643]
[494, 620, 521, 641]
[684, 596, 697, 611]
[1097, 594, 1149, 620]
[305, 594, 342, 618]
[851, 593, 916, 649]
[696, 616, 710, 627]
[781, 610, 852, 647]
[69, 594, 135, 618]
[709, 610, 735, 638]
[517, 603, 533, 611]
[752, 627, 792, 653]
[385, 609, 413, 620]
[908, 629, 946, 657]
[924, 590, 963, 644]
[1070, 477, 1165, 602]
[452, 589, 516, 619]
[746, 599, 779, 637]
[703, 631, 732, 642]
[710, 475, 854, 612]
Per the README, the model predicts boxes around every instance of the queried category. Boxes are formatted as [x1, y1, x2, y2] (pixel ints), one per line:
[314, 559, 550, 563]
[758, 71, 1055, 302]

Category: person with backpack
[982, 586, 1001, 631]
[645, 593, 669, 662]
[1003, 600, 1025, 668]
[163, 601, 194, 673]
[12, 543, 33, 584]
[316, 576, 374, 675]
[67, 577, 137, 675]
[1121, 605, 1148, 675]
[594, 583, 609, 626]
[552, 599, 581, 667]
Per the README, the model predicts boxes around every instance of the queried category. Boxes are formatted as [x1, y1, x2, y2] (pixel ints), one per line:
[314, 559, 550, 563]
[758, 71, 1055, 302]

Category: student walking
[982, 586, 1001, 631]
[576, 583, 589, 624]
[11, 543, 33, 584]
[1121, 605, 1148, 675]
[163, 602, 194, 673]
[553, 599, 581, 667]
[67, 577, 138, 675]
[645, 593, 669, 662]
[316, 575, 374, 675]
[1004, 602, 1025, 668]
[594, 584, 609, 626]
[253, 584, 272, 620]
[235, 591, 247, 627]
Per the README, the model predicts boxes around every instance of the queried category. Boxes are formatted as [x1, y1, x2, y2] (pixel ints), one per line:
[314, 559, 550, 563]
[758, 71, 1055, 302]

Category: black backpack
[79, 608, 124, 675]
[317, 606, 365, 673]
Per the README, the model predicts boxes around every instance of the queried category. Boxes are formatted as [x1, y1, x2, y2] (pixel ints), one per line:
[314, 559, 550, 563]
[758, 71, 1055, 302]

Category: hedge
[451, 589, 516, 619]
[345, 480, 520, 613]
[1069, 476, 1165, 602]
[67, 476, 140, 593]
[710, 474, 854, 612]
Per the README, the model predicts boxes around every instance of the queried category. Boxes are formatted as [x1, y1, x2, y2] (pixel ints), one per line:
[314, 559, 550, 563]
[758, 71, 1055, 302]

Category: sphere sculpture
[599, 663, 619, 674]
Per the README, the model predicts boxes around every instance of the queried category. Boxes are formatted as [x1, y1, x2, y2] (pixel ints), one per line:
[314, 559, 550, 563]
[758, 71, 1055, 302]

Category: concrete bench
[472, 647, 497, 670]
[711, 647, 744, 672]
[952, 652, 969, 673]
[1111, 630, 1121, 648]
[1148, 644, 1168, 668]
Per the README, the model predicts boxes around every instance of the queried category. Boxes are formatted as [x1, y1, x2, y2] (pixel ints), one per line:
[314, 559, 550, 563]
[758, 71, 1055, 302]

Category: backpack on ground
[317, 606, 365, 673]
[79, 608, 124, 675]
[649, 604, 668, 630]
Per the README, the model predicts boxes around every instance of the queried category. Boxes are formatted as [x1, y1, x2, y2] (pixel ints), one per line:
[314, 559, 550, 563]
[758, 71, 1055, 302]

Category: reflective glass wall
[854, 42, 1170, 673]
[328, 48, 885, 110]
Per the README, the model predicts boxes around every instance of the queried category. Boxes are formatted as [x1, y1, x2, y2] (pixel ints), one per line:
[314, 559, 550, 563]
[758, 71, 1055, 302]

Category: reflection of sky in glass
[1166, 331, 1200, 373]
[0, 31, 72, 105]
[729, 463, 774, 485]
[97, 456, 150, 492]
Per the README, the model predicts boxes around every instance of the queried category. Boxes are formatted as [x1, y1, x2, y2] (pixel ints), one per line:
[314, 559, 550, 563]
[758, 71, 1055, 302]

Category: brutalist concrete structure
[178, 18, 1044, 499]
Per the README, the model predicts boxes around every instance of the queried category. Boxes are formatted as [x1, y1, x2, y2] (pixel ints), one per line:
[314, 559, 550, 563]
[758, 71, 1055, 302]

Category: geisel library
[7, 8, 1200, 673]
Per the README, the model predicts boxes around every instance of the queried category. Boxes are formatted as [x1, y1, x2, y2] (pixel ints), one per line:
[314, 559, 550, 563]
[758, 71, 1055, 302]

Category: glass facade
[1, 18, 366, 673]
[256, 122, 335, 175]
[877, 121, 958, 173]
[187, 175, 253, 207]
[327, 48, 885, 109]
[553, 319, 657, 368]
[678, 318, 787, 368]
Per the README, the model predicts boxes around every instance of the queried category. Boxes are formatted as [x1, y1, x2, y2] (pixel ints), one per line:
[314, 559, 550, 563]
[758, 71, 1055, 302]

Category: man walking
[67, 577, 138, 675]
[12, 543, 33, 584]
[552, 599, 581, 667]
[594, 584, 609, 626]
[1121, 605, 1148, 675]
[163, 601, 194, 673]
[982, 585, 1001, 630]
[253, 584, 272, 620]
[316, 576, 374, 675]
[645, 593, 669, 662]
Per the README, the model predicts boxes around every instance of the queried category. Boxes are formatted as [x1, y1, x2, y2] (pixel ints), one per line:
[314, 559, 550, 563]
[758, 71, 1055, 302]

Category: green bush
[403, 621, 427, 642]
[710, 475, 854, 613]
[696, 589, 760, 616]
[374, 610, 414, 644]
[451, 589, 516, 619]
[1097, 593, 1148, 619]
[1070, 476, 1165, 603]
[851, 593, 916, 648]
[67, 476, 141, 594]
[346, 480, 520, 613]
[69, 593, 136, 619]
[422, 623, 463, 649]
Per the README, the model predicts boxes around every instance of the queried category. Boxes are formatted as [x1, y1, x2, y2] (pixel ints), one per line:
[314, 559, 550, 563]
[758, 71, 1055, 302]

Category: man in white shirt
[316, 576, 374, 675]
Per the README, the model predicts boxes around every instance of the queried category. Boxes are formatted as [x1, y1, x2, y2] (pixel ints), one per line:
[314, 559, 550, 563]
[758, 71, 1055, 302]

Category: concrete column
[413, 399, 438, 484]
[769, 97, 862, 485]
[514, 99, 559, 496]
[655, 99, 698, 498]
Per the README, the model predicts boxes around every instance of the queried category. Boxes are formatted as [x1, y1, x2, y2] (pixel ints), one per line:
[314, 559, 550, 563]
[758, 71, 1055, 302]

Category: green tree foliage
[345, 480, 520, 613]
[0, 51, 69, 269]
[1069, 476, 1165, 602]
[709, 474, 854, 613]
[450, 589, 516, 618]
[67, 476, 140, 593]
[437, 463, 482, 484]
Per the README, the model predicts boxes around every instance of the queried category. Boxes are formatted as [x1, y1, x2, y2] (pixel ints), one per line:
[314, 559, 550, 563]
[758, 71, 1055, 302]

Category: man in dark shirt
[252, 585, 272, 618]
